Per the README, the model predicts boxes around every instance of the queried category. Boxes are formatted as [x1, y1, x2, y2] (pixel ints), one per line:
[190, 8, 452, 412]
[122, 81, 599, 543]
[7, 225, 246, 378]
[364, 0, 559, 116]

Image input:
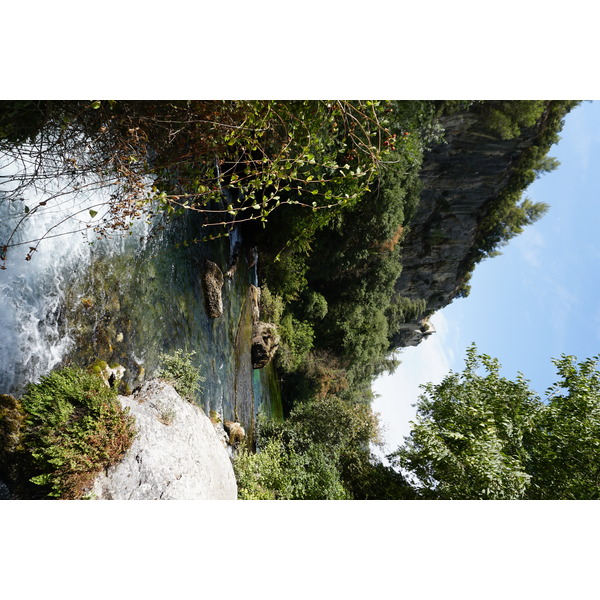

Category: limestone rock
[202, 259, 224, 318]
[88, 380, 237, 500]
[394, 317, 436, 348]
[99, 363, 125, 388]
[251, 321, 280, 369]
[223, 420, 246, 446]
[249, 285, 261, 324]
[391, 107, 553, 350]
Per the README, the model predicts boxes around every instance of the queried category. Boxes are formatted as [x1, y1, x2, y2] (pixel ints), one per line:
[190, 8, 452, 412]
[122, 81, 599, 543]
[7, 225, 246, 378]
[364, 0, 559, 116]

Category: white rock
[89, 380, 237, 500]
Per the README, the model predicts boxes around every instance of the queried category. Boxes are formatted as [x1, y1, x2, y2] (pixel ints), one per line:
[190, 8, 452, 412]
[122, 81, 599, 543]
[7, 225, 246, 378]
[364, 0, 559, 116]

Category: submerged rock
[202, 259, 224, 318]
[88, 380, 237, 500]
[251, 321, 280, 369]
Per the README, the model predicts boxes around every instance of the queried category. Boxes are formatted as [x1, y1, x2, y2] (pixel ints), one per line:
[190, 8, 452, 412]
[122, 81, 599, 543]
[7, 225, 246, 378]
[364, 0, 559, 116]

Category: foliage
[391, 346, 600, 500]
[234, 435, 350, 500]
[156, 349, 205, 401]
[525, 355, 600, 499]
[0, 100, 400, 264]
[275, 314, 315, 373]
[233, 395, 411, 499]
[0, 394, 25, 485]
[259, 284, 285, 324]
[17, 367, 135, 499]
[479, 100, 547, 139]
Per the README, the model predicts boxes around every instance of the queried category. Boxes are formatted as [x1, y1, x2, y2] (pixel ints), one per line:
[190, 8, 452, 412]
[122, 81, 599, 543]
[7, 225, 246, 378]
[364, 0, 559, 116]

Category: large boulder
[202, 259, 224, 318]
[251, 321, 280, 369]
[88, 380, 237, 500]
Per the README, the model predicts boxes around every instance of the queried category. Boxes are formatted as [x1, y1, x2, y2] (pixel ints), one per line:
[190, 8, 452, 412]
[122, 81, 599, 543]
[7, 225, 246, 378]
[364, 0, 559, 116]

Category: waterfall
[0, 147, 136, 392]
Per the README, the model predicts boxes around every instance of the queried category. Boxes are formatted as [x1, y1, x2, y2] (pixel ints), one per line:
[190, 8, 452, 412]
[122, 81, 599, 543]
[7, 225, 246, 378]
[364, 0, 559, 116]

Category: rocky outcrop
[98, 363, 125, 388]
[88, 380, 237, 500]
[249, 284, 261, 324]
[202, 259, 224, 318]
[223, 420, 246, 446]
[390, 106, 559, 349]
[394, 317, 436, 348]
[251, 321, 280, 369]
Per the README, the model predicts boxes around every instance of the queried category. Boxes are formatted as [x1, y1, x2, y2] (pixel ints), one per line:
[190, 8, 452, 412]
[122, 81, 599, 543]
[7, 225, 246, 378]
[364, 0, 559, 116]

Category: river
[0, 141, 282, 444]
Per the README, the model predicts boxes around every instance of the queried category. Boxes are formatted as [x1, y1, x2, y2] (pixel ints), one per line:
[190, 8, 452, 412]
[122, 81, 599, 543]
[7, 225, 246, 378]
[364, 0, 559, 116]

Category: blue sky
[373, 100, 600, 454]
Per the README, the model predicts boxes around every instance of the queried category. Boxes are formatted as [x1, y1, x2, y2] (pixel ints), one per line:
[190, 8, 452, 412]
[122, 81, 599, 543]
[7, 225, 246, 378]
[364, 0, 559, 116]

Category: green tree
[391, 346, 600, 499]
[526, 355, 600, 499]
[392, 344, 539, 499]
[233, 395, 412, 499]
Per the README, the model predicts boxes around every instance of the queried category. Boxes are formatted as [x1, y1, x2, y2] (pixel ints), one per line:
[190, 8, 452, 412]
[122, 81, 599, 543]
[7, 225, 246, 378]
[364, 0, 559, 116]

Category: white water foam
[0, 146, 149, 393]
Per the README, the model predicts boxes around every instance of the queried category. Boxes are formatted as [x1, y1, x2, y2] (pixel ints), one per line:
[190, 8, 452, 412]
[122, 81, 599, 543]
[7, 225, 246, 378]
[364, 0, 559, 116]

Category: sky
[373, 100, 600, 455]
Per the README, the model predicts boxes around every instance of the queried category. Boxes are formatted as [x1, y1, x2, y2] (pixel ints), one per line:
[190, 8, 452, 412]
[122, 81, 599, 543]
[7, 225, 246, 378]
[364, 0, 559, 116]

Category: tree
[0, 100, 399, 265]
[391, 345, 600, 499]
[526, 355, 600, 499]
[233, 394, 413, 499]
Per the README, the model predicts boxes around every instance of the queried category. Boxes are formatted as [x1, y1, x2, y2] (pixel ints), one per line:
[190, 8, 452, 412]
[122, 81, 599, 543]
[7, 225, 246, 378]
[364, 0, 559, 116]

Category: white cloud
[372, 312, 457, 458]
[514, 227, 545, 268]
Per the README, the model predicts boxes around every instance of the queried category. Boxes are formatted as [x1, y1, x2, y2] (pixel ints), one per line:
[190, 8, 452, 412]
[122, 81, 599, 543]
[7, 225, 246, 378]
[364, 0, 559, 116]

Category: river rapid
[0, 144, 282, 441]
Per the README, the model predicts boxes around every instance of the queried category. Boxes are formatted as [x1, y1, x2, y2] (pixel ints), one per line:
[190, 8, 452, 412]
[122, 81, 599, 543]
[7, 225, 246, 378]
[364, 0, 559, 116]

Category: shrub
[260, 284, 284, 324]
[276, 314, 314, 373]
[156, 349, 205, 401]
[19, 367, 136, 499]
[0, 394, 25, 484]
[233, 435, 350, 500]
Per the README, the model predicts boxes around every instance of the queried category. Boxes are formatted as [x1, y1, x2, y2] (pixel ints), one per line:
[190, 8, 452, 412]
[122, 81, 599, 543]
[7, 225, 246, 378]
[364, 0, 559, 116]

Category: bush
[276, 315, 314, 373]
[260, 284, 284, 324]
[19, 367, 136, 499]
[232, 396, 394, 499]
[156, 349, 205, 401]
[233, 435, 350, 500]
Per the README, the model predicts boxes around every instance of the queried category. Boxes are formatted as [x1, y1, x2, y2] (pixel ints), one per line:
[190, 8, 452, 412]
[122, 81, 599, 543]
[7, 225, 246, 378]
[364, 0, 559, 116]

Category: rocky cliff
[390, 107, 557, 348]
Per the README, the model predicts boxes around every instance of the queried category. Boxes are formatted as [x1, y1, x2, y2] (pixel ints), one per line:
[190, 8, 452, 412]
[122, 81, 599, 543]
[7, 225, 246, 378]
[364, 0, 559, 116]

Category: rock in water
[223, 420, 246, 446]
[249, 285, 261, 324]
[88, 380, 237, 500]
[202, 259, 224, 318]
[251, 321, 280, 369]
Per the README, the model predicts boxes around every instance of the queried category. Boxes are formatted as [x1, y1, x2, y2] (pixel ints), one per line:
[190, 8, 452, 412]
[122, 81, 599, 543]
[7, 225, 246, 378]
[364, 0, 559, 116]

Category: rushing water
[0, 145, 281, 439]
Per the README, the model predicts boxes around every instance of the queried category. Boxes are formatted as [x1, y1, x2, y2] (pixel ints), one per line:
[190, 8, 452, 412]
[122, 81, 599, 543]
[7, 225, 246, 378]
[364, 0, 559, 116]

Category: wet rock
[0, 477, 10, 500]
[251, 321, 280, 369]
[202, 259, 224, 318]
[88, 380, 237, 500]
[223, 420, 246, 446]
[98, 363, 126, 388]
[249, 285, 261, 324]
[224, 252, 239, 279]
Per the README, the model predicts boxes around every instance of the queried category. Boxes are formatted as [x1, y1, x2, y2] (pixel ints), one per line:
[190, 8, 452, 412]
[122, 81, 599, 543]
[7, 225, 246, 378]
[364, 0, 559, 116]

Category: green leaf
[89, 209, 98, 218]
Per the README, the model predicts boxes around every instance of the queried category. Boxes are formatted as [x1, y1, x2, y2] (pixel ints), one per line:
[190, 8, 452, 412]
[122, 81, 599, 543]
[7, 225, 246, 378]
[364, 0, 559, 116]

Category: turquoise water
[0, 159, 281, 432]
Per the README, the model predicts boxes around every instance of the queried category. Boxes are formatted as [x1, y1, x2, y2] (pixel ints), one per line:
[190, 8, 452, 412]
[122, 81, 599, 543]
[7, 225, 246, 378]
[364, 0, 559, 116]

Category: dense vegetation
[0, 367, 135, 499]
[0, 100, 585, 499]
[392, 346, 600, 500]
[253, 100, 578, 410]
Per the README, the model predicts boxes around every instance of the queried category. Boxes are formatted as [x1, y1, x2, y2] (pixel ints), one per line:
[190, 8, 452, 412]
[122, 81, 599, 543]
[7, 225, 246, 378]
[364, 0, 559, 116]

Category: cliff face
[391, 110, 543, 348]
